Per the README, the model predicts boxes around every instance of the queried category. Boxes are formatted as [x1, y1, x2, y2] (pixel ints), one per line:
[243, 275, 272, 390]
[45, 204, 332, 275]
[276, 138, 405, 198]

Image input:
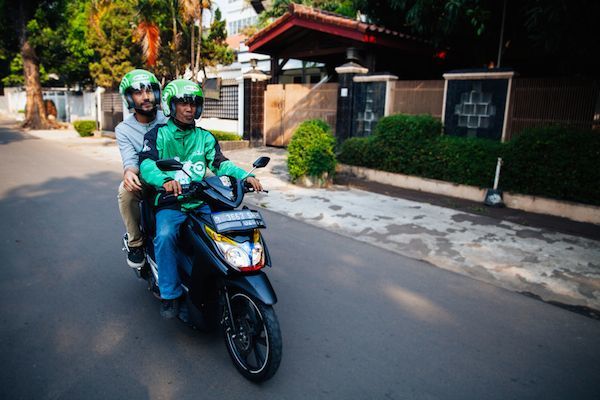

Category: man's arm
[204, 132, 263, 191]
[204, 132, 249, 180]
[115, 123, 143, 191]
[139, 126, 174, 189]
[115, 124, 139, 172]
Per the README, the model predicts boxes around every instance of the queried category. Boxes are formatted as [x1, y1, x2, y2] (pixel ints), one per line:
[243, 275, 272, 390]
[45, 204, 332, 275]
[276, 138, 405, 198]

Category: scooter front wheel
[222, 292, 282, 382]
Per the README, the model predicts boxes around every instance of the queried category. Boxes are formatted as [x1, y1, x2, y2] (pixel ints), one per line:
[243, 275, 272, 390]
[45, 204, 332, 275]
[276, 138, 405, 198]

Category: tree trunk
[190, 15, 195, 75]
[195, 7, 203, 82]
[21, 38, 51, 129]
[170, 1, 179, 77]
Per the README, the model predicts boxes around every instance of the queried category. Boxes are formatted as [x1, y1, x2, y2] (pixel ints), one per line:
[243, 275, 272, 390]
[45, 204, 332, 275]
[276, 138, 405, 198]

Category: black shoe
[127, 246, 145, 268]
[177, 300, 190, 325]
[160, 298, 180, 319]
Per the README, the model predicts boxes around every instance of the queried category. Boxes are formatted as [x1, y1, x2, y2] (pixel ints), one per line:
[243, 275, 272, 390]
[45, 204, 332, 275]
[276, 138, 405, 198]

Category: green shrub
[502, 126, 600, 205]
[73, 120, 96, 137]
[338, 116, 600, 205]
[428, 136, 502, 186]
[287, 119, 337, 182]
[209, 130, 241, 141]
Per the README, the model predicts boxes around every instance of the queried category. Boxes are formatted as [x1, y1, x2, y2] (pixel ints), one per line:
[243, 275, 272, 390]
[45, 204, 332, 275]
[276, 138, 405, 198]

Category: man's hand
[246, 177, 263, 192]
[123, 169, 143, 192]
[163, 180, 182, 196]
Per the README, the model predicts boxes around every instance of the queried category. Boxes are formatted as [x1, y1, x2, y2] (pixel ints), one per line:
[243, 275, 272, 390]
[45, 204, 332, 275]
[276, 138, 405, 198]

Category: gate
[264, 83, 338, 147]
[100, 92, 123, 131]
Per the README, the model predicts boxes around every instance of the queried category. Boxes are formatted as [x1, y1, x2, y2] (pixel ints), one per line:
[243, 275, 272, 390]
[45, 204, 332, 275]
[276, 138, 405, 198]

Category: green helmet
[119, 69, 161, 111]
[161, 79, 204, 119]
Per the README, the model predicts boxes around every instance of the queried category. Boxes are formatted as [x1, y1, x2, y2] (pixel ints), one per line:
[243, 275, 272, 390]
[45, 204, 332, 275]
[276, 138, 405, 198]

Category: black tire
[222, 292, 282, 382]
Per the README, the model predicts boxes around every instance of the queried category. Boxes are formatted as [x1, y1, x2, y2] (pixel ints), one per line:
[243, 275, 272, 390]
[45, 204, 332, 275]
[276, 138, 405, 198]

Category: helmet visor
[129, 82, 160, 109]
[130, 81, 155, 91]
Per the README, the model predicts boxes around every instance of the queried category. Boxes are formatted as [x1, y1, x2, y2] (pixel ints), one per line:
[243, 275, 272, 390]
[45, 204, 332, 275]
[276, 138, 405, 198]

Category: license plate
[211, 210, 266, 233]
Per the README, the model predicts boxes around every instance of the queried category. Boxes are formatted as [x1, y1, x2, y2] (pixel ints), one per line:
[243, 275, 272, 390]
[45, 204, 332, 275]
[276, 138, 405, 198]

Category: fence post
[242, 62, 270, 147]
[335, 61, 368, 142]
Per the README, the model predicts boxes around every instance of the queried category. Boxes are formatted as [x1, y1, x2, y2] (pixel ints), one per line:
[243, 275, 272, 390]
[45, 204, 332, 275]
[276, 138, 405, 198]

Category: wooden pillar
[243, 78, 268, 147]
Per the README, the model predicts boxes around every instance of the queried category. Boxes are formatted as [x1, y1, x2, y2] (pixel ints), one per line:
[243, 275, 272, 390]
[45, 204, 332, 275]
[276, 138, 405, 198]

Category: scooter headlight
[251, 242, 263, 266]
[205, 226, 265, 272]
[223, 245, 250, 269]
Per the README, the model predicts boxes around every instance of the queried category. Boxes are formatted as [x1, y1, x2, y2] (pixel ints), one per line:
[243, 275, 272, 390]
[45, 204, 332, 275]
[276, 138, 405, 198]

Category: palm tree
[195, 0, 212, 80]
[179, 0, 212, 81]
[179, 0, 198, 77]
[168, 0, 182, 77]
[134, 0, 161, 67]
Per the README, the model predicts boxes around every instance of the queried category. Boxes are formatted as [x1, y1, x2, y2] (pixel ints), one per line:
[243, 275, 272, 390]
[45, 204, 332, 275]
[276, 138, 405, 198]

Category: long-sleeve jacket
[139, 119, 249, 211]
[115, 112, 167, 171]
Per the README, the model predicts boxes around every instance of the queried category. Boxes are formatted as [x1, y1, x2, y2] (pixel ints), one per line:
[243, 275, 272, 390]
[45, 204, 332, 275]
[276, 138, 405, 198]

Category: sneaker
[127, 246, 145, 268]
[177, 299, 190, 325]
[160, 298, 180, 319]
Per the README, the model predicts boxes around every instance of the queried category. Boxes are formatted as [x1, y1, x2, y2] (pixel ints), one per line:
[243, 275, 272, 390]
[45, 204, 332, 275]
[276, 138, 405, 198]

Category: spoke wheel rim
[225, 293, 270, 374]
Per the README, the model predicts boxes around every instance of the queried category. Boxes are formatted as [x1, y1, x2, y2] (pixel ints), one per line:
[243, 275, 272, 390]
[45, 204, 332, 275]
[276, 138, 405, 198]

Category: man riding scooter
[138, 79, 262, 319]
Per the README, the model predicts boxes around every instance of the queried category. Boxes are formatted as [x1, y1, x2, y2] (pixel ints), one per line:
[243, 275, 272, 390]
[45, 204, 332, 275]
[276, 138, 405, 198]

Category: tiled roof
[225, 33, 247, 51]
[247, 3, 429, 48]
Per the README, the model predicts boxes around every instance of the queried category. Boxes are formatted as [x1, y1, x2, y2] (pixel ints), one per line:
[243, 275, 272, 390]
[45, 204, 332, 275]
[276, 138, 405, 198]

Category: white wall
[197, 117, 239, 134]
[0, 87, 97, 122]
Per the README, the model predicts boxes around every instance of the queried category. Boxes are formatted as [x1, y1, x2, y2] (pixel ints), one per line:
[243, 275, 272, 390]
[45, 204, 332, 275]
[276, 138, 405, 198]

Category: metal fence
[390, 80, 445, 118]
[100, 92, 123, 131]
[506, 78, 600, 139]
[203, 83, 238, 120]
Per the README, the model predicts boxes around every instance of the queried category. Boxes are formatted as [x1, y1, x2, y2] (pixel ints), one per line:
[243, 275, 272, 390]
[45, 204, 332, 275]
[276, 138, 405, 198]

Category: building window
[227, 15, 258, 35]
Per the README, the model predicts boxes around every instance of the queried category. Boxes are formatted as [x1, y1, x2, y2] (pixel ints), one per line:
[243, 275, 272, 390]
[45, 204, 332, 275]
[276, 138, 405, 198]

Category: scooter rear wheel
[222, 292, 282, 382]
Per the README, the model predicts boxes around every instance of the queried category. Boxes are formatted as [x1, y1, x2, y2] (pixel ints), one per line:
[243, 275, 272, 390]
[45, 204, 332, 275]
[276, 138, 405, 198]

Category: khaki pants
[117, 181, 147, 248]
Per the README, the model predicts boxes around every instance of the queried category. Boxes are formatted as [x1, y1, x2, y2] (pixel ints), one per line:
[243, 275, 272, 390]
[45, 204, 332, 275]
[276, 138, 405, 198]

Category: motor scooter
[123, 156, 281, 382]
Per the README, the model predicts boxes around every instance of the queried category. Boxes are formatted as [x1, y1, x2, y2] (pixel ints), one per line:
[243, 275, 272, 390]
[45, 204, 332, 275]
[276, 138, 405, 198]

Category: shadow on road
[0, 125, 38, 145]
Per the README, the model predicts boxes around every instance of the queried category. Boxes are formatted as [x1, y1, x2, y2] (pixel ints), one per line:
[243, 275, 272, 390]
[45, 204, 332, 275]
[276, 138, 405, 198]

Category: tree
[200, 7, 234, 69]
[14, 1, 69, 129]
[134, 0, 162, 67]
[351, 0, 600, 75]
[179, 0, 199, 77]
[87, 0, 142, 88]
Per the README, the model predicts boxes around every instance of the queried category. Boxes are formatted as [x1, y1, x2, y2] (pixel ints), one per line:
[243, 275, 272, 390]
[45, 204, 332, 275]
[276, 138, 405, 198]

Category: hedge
[73, 120, 96, 137]
[501, 126, 600, 205]
[338, 115, 600, 206]
[287, 119, 337, 182]
[209, 130, 241, 141]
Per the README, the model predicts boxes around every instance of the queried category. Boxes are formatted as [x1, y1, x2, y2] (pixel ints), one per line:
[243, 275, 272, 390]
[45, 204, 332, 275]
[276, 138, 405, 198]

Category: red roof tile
[247, 3, 428, 48]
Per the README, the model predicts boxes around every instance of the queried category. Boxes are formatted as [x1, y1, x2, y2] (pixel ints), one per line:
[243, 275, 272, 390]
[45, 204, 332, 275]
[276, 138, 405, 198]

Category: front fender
[224, 272, 278, 305]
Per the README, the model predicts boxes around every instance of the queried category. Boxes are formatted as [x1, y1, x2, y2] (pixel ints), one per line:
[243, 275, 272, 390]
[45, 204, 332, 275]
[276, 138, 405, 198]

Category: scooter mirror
[156, 158, 184, 171]
[252, 157, 270, 169]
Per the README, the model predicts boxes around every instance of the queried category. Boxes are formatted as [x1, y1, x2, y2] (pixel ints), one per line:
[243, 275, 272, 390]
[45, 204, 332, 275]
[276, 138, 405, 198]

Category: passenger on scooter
[139, 79, 262, 319]
[116, 69, 167, 268]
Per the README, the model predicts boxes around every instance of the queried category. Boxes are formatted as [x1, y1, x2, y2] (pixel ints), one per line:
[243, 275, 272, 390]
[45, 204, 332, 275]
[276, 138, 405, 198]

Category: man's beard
[135, 105, 157, 117]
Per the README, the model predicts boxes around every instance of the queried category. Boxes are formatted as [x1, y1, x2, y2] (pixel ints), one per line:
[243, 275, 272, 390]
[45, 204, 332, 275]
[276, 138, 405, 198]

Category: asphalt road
[1, 126, 599, 400]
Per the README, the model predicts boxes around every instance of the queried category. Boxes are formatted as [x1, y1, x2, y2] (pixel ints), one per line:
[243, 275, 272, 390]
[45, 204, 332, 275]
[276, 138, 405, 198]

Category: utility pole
[497, 0, 507, 67]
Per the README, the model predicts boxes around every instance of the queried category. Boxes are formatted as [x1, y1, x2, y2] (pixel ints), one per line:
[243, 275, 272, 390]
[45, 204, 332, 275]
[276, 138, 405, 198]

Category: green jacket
[139, 119, 248, 211]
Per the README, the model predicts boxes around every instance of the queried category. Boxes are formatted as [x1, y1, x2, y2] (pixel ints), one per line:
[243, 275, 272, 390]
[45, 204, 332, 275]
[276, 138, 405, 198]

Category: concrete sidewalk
[15, 123, 600, 313]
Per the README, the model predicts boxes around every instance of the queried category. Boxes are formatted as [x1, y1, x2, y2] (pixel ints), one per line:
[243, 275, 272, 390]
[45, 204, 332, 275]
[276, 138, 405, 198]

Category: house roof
[225, 33, 247, 51]
[246, 3, 431, 59]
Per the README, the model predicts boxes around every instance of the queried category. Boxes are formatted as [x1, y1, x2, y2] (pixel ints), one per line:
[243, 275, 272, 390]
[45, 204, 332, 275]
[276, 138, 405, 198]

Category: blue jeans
[154, 205, 210, 299]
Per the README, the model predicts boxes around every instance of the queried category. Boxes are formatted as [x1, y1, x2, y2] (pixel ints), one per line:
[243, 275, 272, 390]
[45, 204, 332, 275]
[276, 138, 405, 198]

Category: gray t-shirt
[115, 111, 167, 171]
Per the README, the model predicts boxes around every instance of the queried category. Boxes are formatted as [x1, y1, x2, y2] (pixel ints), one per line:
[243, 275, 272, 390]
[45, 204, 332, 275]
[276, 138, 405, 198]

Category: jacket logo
[191, 161, 205, 175]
